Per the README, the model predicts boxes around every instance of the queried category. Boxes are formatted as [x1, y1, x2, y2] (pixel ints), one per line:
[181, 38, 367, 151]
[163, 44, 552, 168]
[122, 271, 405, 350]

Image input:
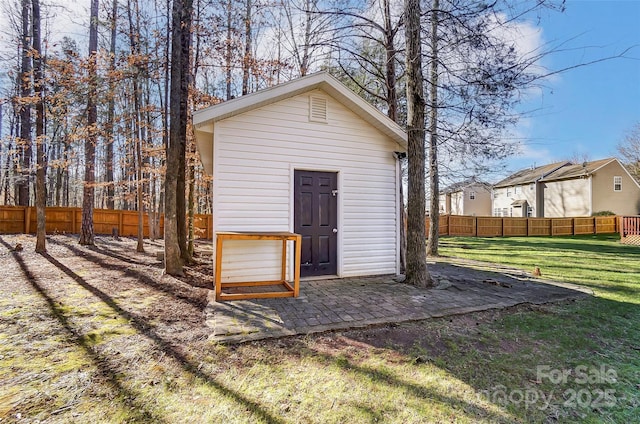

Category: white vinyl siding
[212, 89, 399, 282]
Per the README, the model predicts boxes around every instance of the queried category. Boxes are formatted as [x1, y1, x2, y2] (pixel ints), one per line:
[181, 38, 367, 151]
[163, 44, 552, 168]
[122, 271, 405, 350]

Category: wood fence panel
[574, 217, 595, 235]
[476, 217, 503, 237]
[0, 206, 26, 233]
[193, 214, 211, 239]
[448, 215, 476, 236]
[426, 216, 451, 235]
[595, 216, 617, 234]
[528, 218, 552, 236]
[503, 218, 528, 236]
[552, 218, 573, 236]
[94, 209, 122, 235]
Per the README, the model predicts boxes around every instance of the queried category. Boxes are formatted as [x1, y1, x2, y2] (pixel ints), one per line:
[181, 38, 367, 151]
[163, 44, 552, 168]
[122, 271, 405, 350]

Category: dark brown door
[294, 170, 338, 277]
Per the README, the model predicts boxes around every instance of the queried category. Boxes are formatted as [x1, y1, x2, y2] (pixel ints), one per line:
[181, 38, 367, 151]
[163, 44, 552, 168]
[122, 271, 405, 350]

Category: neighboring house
[438, 179, 492, 216]
[493, 158, 640, 217]
[194, 72, 406, 282]
[493, 161, 569, 217]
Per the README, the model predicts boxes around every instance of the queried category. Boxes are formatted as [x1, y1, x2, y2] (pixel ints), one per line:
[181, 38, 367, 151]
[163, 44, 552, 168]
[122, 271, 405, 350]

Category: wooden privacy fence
[427, 215, 619, 238]
[620, 216, 640, 245]
[0, 206, 214, 240]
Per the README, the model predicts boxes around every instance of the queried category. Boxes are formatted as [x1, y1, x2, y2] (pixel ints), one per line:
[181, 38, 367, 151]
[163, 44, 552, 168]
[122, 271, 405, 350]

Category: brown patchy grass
[1, 234, 637, 423]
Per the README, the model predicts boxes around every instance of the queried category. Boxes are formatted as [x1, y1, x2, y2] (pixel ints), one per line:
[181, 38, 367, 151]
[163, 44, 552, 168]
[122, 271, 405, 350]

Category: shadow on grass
[0, 237, 167, 423]
[1, 236, 285, 424]
[299, 341, 516, 423]
[343, 295, 640, 423]
[47, 236, 209, 307]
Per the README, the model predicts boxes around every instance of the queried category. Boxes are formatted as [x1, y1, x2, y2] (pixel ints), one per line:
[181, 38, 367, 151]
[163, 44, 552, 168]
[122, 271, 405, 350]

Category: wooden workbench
[214, 231, 302, 301]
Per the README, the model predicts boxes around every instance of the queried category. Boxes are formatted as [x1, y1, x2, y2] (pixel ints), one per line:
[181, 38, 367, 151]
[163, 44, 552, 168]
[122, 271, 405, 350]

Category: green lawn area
[437, 234, 640, 423]
[1, 234, 638, 423]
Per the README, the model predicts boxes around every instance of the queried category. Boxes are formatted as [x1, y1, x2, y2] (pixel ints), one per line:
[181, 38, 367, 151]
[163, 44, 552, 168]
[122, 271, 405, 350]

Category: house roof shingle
[441, 178, 491, 194]
[494, 161, 570, 188]
[540, 158, 615, 182]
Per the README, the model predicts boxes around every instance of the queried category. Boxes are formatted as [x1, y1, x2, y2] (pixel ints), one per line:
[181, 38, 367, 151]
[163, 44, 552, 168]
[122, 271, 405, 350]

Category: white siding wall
[492, 185, 537, 216]
[212, 89, 399, 282]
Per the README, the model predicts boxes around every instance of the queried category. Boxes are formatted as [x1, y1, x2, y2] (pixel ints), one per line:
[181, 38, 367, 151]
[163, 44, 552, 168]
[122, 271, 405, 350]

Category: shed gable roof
[194, 71, 407, 147]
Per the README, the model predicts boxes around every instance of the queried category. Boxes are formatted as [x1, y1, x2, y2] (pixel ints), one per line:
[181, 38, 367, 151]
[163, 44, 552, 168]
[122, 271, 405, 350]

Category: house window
[469, 191, 476, 200]
[502, 208, 508, 217]
[494, 208, 501, 217]
[507, 189, 512, 197]
[614, 176, 622, 191]
[527, 206, 534, 217]
[514, 186, 519, 195]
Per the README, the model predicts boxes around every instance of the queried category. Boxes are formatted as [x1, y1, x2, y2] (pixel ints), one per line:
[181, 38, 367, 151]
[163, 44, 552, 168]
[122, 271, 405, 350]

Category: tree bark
[383, 0, 398, 123]
[79, 0, 99, 246]
[105, 0, 118, 210]
[127, 0, 145, 253]
[404, 0, 432, 288]
[32, 0, 46, 253]
[18, 0, 32, 207]
[426, 0, 440, 256]
[165, 0, 192, 276]
[242, 0, 252, 95]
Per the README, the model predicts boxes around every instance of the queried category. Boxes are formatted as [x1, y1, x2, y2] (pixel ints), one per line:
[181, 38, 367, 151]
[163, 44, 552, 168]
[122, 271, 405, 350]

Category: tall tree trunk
[165, 0, 192, 276]
[105, 0, 118, 210]
[127, 0, 145, 252]
[404, 0, 432, 287]
[383, 0, 397, 123]
[33, 0, 46, 252]
[242, 0, 251, 95]
[426, 0, 440, 256]
[18, 0, 32, 207]
[225, 0, 232, 100]
[79, 0, 99, 246]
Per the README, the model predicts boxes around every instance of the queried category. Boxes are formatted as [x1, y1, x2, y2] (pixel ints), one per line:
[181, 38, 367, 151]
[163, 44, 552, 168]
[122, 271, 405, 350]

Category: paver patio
[206, 257, 592, 343]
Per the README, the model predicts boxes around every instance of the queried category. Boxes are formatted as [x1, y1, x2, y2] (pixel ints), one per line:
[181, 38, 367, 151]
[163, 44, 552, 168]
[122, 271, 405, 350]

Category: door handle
[332, 228, 338, 233]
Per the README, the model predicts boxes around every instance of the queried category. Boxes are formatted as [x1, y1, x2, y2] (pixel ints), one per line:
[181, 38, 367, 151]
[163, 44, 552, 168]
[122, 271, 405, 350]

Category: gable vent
[309, 95, 328, 123]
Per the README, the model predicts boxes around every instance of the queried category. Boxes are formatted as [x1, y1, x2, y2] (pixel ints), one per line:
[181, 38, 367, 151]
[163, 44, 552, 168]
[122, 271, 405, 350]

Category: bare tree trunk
[127, 0, 145, 252]
[404, 0, 432, 288]
[242, 0, 251, 95]
[426, 0, 440, 257]
[79, 0, 99, 246]
[18, 0, 32, 207]
[165, 0, 192, 276]
[105, 0, 118, 210]
[383, 0, 397, 122]
[225, 0, 233, 99]
[33, 0, 46, 252]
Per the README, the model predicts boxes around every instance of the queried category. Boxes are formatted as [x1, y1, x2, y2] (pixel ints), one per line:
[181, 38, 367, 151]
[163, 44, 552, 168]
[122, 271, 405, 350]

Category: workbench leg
[215, 236, 224, 301]
[294, 235, 301, 297]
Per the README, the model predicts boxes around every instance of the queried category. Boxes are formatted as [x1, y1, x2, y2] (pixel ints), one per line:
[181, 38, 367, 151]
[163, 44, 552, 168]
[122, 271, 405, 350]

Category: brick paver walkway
[205, 258, 591, 343]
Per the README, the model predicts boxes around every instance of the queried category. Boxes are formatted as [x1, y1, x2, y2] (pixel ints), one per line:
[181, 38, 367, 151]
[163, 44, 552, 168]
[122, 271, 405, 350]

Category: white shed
[194, 72, 407, 285]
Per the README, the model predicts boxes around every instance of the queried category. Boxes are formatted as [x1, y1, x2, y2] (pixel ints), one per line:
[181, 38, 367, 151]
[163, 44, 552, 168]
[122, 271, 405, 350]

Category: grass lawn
[438, 234, 640, 423]
[1, 234, 638, 423]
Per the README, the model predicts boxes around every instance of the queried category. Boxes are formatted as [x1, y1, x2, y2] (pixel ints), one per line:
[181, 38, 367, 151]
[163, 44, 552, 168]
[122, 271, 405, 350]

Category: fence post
[24, 207, 31, 234]
[118, 210, 124, 237]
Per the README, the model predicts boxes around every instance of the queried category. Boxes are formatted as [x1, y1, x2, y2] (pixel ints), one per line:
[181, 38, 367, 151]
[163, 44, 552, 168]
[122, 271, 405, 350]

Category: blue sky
[508, 0, 640, 175]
